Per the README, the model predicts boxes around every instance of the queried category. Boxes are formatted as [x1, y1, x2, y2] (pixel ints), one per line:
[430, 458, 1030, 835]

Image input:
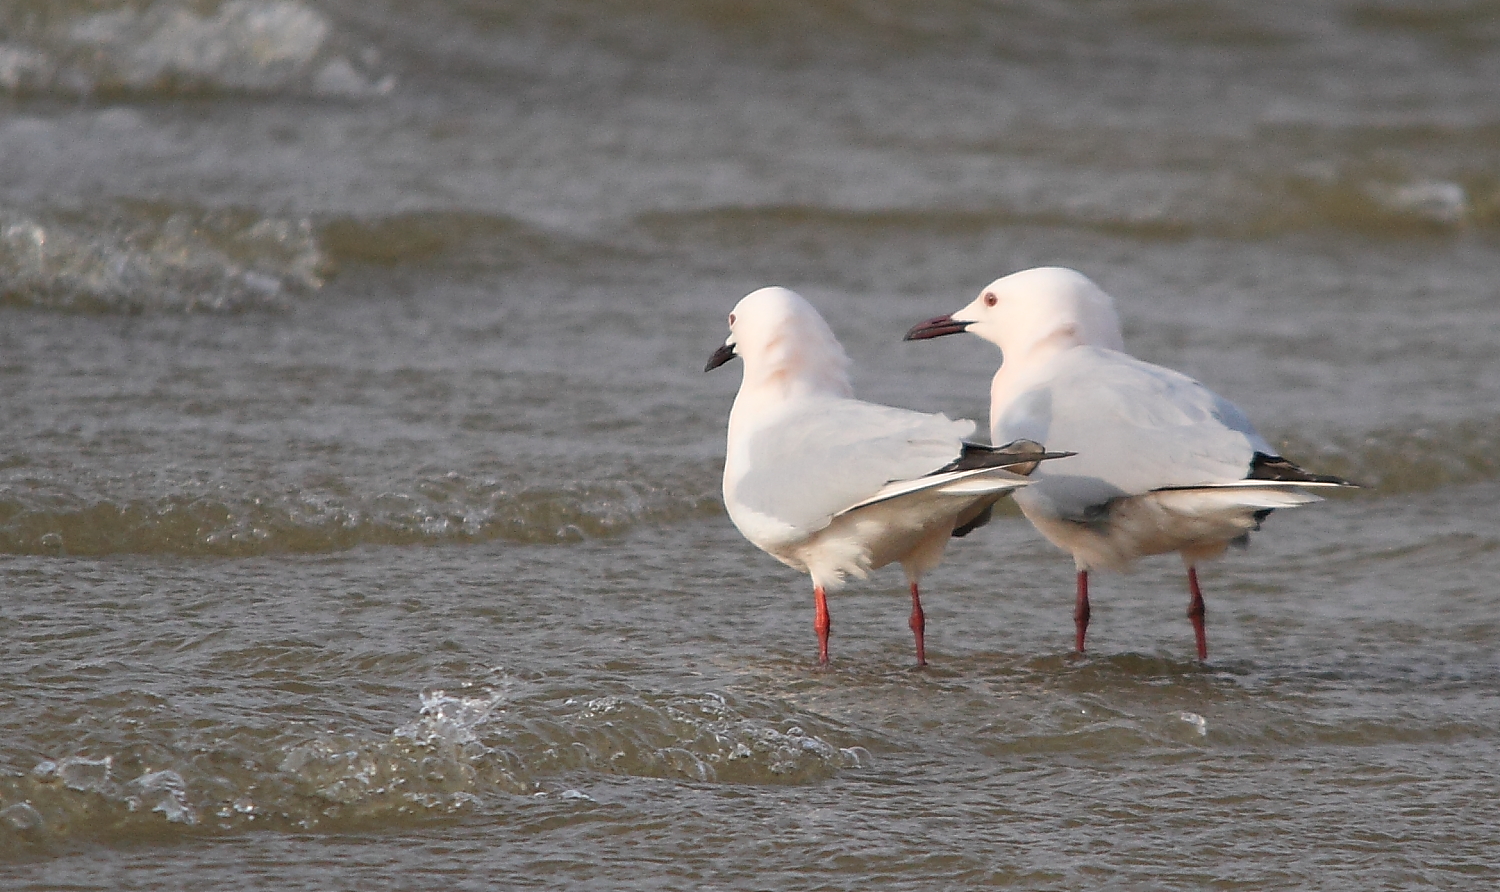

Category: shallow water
[3, 1, 1499, 888]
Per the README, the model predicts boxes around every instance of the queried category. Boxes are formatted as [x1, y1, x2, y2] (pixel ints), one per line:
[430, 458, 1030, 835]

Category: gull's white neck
[990, 323, 1092, 420]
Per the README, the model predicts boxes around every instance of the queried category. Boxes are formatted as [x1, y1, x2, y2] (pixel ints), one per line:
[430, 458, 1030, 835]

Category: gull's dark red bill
[704, 342, 738, 372]
[903, 315, 971, 341]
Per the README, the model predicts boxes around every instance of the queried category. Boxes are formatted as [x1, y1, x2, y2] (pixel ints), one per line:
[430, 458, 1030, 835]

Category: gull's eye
[728, 313, 736, 326]
[983, 292, 998, 308]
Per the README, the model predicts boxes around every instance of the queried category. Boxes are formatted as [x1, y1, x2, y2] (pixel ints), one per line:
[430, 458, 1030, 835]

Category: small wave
[0, 203, 329, 313]
[0, 684, 868, 849]
[380, 686, 868, 792]
[1, 415, 1494, 557]
[630, 170, 1498, 251]
[0, 471, 721, 556]
[1274, 419, 1500, 495]
[1258, 163, 1498, 236]
[317, 211, 616, 268]
[0, 754, 204, 852]
[0, 0, 395, 99]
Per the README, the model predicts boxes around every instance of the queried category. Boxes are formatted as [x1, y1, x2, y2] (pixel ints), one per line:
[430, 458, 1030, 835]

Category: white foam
[394, 687, 510, 748]
[56, 755, 113, 793]
[1178, 712, 1209, 737]
[127, 769, 197, 825]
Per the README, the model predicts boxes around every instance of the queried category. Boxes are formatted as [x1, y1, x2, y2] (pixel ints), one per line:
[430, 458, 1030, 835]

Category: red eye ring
[728, 313, 736, 325]
[983, 293, 997, 307]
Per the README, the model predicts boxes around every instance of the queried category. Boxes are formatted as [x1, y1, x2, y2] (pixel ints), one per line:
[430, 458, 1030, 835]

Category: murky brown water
[3, 2, 1500, 887]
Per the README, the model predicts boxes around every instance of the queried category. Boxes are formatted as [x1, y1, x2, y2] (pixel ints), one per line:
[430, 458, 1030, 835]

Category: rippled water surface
[3, 1, 1499, 888]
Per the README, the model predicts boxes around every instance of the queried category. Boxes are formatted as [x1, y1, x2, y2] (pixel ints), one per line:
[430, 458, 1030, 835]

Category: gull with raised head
[707, 286, 1064, 666]
[906, 267, 1355, 660]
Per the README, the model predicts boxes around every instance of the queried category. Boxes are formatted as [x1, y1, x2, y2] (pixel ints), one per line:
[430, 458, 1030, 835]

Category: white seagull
[905, 267, 1355, 660]
[706, 286, 1065, 666]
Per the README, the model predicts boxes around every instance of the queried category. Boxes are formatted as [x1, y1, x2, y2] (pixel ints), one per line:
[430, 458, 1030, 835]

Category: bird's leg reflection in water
[1074, 570, 1090, 654]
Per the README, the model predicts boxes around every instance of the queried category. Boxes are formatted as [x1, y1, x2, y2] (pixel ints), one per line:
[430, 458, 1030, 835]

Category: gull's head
[905, 267, 1124, 359]
[705, 287, 852, 397]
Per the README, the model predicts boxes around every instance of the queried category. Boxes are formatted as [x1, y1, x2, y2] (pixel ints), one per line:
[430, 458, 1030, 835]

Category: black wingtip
[1248, 452, 1360, 488]
[994, 439, 1074, 477]
[939, 439, 1073, 477]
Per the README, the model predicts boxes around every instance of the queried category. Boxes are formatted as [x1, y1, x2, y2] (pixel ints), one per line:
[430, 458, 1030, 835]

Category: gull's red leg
[1074, 570, 1091, 653]
[909, 582, 927, 667]
[814, 585, 831, 665]
[1186, 566, 1208, 661]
